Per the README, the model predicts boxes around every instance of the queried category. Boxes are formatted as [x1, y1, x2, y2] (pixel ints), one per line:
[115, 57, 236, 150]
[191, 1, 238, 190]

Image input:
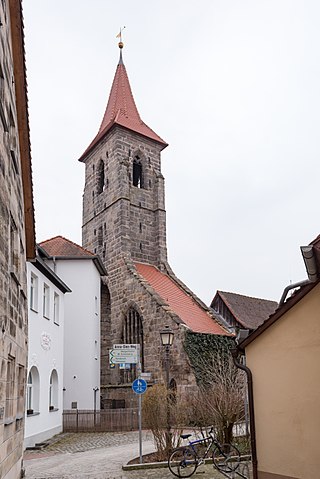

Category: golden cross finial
[116, 26, 126, 48]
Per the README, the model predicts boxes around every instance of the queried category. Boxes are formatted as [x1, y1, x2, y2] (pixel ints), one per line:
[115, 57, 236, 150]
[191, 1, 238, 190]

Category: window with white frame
[53, 292, 59, 325]
[26, 366, 40, 415]
[30, 273, 38, 311]
[43, 283, 50, 318]
[26, 371, 32, 411]
[49, 369, 58, 411]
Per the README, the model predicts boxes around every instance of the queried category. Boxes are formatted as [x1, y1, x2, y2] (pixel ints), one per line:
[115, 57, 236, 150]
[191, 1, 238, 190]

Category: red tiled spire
[79, 45, 167, 161]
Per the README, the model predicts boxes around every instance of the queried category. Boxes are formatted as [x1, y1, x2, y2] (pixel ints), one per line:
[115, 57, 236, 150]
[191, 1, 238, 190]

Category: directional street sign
[109, 349, 139, 365]
[132, 378, 147, 395]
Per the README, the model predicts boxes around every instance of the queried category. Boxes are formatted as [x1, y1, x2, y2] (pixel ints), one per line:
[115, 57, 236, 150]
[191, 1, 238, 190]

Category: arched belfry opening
[132, 156, 143, 188]
[97, 159, 105, 194]
[121, 307, 144, 383]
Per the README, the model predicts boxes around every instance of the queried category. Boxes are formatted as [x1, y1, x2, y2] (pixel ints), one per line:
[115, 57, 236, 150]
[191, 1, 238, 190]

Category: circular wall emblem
[41, 332, 51, 351]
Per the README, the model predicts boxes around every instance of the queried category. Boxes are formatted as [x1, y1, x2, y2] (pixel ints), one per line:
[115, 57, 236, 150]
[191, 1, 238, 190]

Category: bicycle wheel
[212, 443, 240, 472]
[168, 447, 198, 478]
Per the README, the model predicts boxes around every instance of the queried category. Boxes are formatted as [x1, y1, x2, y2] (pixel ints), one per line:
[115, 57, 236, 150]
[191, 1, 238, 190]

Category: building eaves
[238, 280, 318, 350]
[39, 253, 107, 277]
[9, 0, 36, 260]
[32, 256, 72, 294]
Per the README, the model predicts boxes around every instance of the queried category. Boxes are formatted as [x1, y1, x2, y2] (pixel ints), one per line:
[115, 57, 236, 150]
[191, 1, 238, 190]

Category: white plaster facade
[38, 237, 105, 412]
[50, 258, 102, 411]
[25, 260, 69, 448]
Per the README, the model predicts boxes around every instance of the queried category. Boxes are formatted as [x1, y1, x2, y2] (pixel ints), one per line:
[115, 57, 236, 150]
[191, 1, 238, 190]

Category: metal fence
[63, 409, 143, 432]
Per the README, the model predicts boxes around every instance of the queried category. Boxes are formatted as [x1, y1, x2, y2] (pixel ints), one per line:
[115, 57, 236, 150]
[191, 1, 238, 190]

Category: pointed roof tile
[135, 262, 229, 335]
[39, 236, 94, 258]
[79, 51, 167, 162]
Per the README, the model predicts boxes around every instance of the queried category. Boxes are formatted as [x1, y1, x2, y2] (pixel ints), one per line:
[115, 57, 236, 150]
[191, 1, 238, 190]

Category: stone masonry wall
[101, 256, 197, 407]
[81, 126, 167, 270]
[0, 2, 29, 477]
[80, 94, 202, 406]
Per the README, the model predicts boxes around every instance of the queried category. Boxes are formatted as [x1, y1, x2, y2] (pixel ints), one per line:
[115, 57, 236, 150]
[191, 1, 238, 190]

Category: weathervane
[116, 26, 126, 49]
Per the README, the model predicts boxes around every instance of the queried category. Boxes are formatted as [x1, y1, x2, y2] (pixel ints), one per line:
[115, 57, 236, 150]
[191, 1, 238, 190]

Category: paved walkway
[24, 431, 249, 479]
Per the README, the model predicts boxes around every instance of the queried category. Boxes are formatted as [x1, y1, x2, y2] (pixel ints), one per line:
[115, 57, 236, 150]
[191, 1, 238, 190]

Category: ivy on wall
[184, 332, 236, 387]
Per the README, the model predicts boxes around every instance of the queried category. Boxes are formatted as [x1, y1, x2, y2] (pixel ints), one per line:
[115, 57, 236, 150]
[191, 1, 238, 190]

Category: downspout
[279, 245, 318, 306]
[231, 347, 258, 479]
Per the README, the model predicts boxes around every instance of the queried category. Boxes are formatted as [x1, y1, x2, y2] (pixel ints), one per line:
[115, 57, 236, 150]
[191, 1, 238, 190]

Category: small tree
[185, 333, 245, 443]
[142, 384, 184, 460]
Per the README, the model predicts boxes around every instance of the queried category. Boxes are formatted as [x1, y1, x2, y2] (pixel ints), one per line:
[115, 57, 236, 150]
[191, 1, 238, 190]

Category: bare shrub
[199, 352, 245, 443]
[142, 383, 184, 460]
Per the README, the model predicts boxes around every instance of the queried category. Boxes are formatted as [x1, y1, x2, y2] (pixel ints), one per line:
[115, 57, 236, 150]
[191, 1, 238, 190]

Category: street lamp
[160, 326, 174, 452]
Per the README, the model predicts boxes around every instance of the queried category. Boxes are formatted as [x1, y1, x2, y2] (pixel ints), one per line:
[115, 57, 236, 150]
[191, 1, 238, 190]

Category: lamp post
[160, 326, 174, 452]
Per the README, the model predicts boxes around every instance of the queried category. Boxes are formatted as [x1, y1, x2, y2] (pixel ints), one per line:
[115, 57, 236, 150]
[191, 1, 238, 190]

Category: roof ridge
[40, 235, 94, 257]
[218, 290, 277, 304]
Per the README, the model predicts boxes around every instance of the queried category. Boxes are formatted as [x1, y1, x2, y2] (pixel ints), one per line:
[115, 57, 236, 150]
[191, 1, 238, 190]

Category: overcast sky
[23, 0, 320, 305]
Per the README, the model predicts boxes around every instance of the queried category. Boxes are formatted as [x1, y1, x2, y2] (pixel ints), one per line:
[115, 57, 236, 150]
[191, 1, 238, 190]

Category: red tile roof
[40, 236, 94, 258]
[79, 53, 167, 161]
[214, 291, 278, 330]
[135, 263, 228, 335]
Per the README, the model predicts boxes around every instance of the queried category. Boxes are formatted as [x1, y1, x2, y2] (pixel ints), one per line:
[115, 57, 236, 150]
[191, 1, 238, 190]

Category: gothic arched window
[97, 159, 105, 194]
[121, 308, 144, 382]
[132, 156, 143, 188]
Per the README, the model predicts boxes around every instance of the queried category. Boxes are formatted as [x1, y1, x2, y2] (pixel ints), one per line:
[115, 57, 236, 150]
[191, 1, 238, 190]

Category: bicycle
[168, 427, 241, 478]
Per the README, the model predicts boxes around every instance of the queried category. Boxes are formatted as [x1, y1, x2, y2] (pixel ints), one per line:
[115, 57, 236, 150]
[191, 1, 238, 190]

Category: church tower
[80, 43, 168, 271]
[79, 42, 228, 406]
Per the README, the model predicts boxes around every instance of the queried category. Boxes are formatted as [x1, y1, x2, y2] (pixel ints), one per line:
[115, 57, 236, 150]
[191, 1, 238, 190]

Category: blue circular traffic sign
[132, 378, 147, 395]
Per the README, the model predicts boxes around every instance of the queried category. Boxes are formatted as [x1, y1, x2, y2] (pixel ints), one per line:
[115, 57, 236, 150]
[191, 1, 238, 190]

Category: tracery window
[121, 308, 144, 382]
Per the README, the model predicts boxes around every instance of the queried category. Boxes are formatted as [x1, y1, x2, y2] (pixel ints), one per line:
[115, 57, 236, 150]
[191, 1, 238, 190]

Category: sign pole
[138, 360, 142, 464]
[139, 392, 142, 463]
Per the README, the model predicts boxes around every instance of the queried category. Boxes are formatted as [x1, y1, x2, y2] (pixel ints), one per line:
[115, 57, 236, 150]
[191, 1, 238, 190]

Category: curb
[122, 461, 168, 471]
[122, 454, 251, 471]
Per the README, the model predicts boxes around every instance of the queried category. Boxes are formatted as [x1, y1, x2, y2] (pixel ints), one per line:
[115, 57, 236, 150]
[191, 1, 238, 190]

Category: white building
[25, 253, 70, 448]
[39, 236, 106, 411]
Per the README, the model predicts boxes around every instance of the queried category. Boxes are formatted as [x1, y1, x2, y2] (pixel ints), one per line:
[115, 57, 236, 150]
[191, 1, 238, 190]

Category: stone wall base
[24, 425, 62, 449]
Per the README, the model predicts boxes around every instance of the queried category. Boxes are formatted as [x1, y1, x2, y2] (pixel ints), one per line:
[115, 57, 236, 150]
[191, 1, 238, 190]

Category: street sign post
[132, 378, 147, 395]
[132, 374, 146, 465]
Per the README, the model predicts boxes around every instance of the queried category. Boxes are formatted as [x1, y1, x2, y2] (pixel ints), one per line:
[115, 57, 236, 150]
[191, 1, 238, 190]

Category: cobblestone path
[24, 432, 250, 479]
[25, 431, 153, 456]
